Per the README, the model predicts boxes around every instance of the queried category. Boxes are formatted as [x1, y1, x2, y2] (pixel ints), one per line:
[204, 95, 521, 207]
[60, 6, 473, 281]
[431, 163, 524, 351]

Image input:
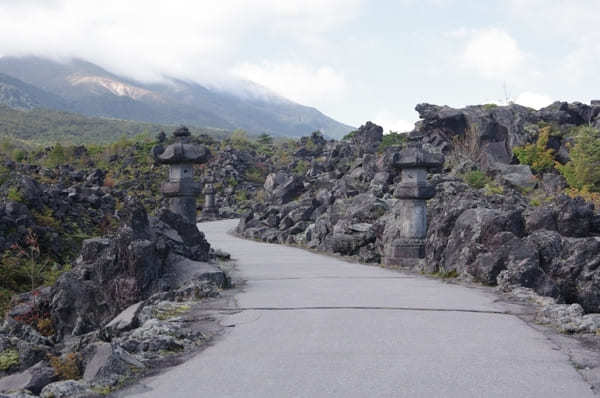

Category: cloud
[0, 0, 361, 84]
[514, 92, 553, 110]
[230, 61, 347, 105]
[372, 110, 415, 133]
[460, 28, 524, 79]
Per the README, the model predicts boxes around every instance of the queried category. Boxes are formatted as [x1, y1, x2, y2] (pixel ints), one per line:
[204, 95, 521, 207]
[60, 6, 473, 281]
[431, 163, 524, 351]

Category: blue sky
[1, 0, 599, 131]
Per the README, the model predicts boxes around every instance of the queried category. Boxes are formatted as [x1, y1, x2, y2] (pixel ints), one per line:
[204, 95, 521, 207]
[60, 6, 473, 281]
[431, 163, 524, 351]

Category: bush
[7, 187, 24, 202]
[556, 126, 600, 191]
[45, 143, 66, 168]
[0, 349, 19, 371]
[513, 126, 555, 173]
[49, 353, 80, 380]
[463, 170, 489, 189]
[378, 132, 407, 152]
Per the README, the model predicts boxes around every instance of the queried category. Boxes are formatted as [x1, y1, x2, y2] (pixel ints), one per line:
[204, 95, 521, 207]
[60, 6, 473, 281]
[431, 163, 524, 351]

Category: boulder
[349, 122, 383, 155]
[0, 361, 55, 395]
[82, 342, 143, 383]
[264, 172, 304, 205]
[40, 380, 101, 398]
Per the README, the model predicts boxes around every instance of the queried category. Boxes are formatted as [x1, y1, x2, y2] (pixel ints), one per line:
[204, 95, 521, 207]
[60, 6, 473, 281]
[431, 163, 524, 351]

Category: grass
[432, 269, 459, 279]
[0, 349, 19, 371]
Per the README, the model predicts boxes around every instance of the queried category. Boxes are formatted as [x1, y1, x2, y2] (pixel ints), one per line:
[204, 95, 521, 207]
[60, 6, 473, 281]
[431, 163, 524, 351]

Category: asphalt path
[124, 219, 595, 398]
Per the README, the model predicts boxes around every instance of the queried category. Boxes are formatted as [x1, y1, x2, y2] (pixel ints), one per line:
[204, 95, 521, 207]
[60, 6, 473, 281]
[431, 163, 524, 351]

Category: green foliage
[378, 132, 407, 151]
[513, 126, 556, 173]
[230, 129, 251, 149]
[13, 149, 26, 162]
[342, 130, 358, 140]
[432, 268, 459, 279]
[0, 105, 230, 145]
[463, 170, 489, 189]
[293, 160, 310, 176]
[556, 126, 600, 192]
[483, 103, 498, 110]
[7, 187, 24, 202]
[484, 182, 504, 195]
[257, 133, 273, 146]
[0, 349, 19, 371]
[45, 143, 66, 168]
[245, 167, 266, 184]
[235, 190, 249, 202]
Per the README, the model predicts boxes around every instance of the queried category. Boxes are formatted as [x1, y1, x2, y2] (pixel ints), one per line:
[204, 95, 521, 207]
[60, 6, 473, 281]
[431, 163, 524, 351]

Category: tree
[257, 133, 273, 146]
[513, 125, 555, 174]
[557, 126, 600, 191]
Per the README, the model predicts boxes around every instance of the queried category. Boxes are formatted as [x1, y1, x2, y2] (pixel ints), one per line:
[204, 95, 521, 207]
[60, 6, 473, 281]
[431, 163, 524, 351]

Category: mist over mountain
[0, 56, 354, 138]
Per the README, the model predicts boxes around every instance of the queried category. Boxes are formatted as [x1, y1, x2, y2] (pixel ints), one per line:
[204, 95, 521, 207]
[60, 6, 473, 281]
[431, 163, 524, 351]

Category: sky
[0, 0, 599, 132]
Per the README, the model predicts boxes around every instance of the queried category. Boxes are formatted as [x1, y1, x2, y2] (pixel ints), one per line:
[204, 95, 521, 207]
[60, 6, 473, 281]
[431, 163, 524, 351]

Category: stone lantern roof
[153, 127, 210, 165]
[390, 134, 444, 170]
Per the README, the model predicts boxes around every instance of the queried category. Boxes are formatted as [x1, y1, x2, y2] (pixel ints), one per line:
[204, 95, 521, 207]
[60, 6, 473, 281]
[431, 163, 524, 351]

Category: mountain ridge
[0, 56, 354, 138]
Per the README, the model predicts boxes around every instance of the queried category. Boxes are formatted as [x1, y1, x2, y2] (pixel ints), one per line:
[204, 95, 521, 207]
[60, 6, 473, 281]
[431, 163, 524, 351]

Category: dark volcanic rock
[350, 121, 383, 155]
[50, 200, 212, 338]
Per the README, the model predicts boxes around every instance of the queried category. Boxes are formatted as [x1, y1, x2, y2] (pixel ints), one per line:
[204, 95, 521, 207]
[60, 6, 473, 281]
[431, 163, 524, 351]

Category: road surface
[124, 219, 594, 397]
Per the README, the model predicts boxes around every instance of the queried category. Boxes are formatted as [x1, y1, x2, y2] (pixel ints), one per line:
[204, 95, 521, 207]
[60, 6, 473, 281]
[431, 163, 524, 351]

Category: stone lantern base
[383, 238, 425, 267]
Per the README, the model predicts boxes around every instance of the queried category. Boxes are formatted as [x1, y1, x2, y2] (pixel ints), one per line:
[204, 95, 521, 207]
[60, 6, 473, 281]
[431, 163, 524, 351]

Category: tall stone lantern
[202, 172, 218, 218]
[152, 127, 210, 224]
[383, 134, 444, 266]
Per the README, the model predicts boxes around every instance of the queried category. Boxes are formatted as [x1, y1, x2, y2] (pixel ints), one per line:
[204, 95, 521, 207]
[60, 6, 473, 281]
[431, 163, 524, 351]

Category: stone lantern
[383, 134, 444, 266]
[152, 127, 210, 224]
[202, 172, 218, 218]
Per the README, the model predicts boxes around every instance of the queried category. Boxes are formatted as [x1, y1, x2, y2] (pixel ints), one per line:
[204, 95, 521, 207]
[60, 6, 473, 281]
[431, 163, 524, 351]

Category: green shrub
[556, 126, 600, 191]
[378, 132, 407, 151]
[484, 182, 504, 195]
[45, 143, 66, 168]
[342, 130, 358, 140]
[7, 187, 24, 202]
[245, 167, 266, 184]
[513, 126, 556, 173]
[0, 349, 19, 371]
[463, 170, 489, 189]
[293, 160, 310, 176]
[12, 149, 26, 162]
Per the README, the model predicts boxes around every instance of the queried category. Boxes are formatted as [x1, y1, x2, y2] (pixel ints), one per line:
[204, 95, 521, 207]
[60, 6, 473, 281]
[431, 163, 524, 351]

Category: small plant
[37, 318, 55, 337]
[556, 126, 600, 192]
[245, 167, 266, 184]
[463, 170, 489, 189]
[484, 182, 503, 195]
[293, 160, 310, 176]
[235, 190, 249, 202]
[49, 352, 80, 380]
[0, 349, 19, 371]
[432, 268, 459, 279]
[378, 132, 407, 152]
[103, 175, 116, 188]
[564, 187, 600, 209]
[11, 229, 50, 293]
[513, 126, 556, 174]
[7, 187, 24, 202]
[342, 130, 358, 140]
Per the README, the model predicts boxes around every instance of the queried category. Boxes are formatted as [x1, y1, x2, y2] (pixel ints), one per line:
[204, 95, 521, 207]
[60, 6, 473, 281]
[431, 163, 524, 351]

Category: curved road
[125, 219, 594, 397]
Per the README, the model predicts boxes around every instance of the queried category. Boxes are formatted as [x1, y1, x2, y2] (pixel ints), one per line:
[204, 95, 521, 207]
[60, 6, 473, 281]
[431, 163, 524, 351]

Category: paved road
[125, 219, 594, 397]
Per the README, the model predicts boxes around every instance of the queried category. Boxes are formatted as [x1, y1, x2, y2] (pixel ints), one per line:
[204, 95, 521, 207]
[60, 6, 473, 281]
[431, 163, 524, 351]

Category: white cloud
[0, 0, 361, 84]
[230, 61, 347, 105]
[514, 92, 553, 110]
[460, 28, 524, 79]
[372, 110, 415, 133]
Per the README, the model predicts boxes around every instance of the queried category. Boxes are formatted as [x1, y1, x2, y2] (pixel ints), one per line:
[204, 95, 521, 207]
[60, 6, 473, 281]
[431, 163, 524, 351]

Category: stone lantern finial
[152, 126, 210, 224]
[383, 134, 444, 266]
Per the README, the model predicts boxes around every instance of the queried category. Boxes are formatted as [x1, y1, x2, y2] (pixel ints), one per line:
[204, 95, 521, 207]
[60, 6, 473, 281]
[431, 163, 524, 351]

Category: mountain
[0, 56, 354, 138]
